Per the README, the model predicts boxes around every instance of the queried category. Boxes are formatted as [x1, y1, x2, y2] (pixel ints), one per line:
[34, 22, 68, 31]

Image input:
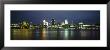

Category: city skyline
[11, 10, 100, 40]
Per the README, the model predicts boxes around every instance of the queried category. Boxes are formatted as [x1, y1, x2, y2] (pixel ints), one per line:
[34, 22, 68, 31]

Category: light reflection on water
[41, 28, 46, 40]
[64, 29, 69, 40]
[11, 28, 100, 40]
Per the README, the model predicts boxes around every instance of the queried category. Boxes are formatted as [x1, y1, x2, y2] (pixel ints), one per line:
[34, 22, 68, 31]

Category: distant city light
[11, 17, 100, 30]
[83, 25, 91, 26]
[61, 22, 65, 25]
[79, 22, 83, 24]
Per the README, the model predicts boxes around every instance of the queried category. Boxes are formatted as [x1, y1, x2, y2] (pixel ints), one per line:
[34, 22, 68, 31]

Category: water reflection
[80, 30, 87, 40]
[11, 29, 34, 40]
[64, 29, 69, 40]
[11, 28, 100, 40]
[41, 28, 46, 40]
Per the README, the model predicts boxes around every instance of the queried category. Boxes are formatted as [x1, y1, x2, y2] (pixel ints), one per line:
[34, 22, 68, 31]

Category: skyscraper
[51, 18, 55, 25]
[43, 20, 46, 25]
[65, 19, 68, 24]
[43, 20, 48, 26]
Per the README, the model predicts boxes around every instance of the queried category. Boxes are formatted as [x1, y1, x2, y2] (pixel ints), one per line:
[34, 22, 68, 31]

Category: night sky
[11, 10, 100, 25]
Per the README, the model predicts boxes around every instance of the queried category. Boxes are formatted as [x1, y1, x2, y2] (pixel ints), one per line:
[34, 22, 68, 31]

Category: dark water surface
[11, 28, 100, 40]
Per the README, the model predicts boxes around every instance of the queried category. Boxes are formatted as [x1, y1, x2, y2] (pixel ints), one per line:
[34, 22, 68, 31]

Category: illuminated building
[11, 24, 20, 29]
[43, 20, 48, 26]
[78, 22, 83, 29]
[43, 20, 46, 25]
[61, 22, 65, 25]
[10, 17, 100, 30]
[51, 18, 55, 25]
[64, 19, 68, 24]
[51, 18, 56, 28]
[20, 21, 30, 29]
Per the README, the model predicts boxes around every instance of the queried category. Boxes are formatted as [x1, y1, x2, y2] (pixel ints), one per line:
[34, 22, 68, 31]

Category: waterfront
[11, 10, 100, 40]
[11, 28, 100, 40]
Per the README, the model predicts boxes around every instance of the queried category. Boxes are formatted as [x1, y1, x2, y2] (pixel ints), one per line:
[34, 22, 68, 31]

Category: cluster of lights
[11, 18, 99, 30]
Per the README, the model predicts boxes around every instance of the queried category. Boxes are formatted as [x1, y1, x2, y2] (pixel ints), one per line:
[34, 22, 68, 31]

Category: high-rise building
[64, 19, 68, 24]
[43, 20, 46, 25]
[51, 18, 55, 25]
[46, 22, 48, 26]
[43, 20, 48, 26]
